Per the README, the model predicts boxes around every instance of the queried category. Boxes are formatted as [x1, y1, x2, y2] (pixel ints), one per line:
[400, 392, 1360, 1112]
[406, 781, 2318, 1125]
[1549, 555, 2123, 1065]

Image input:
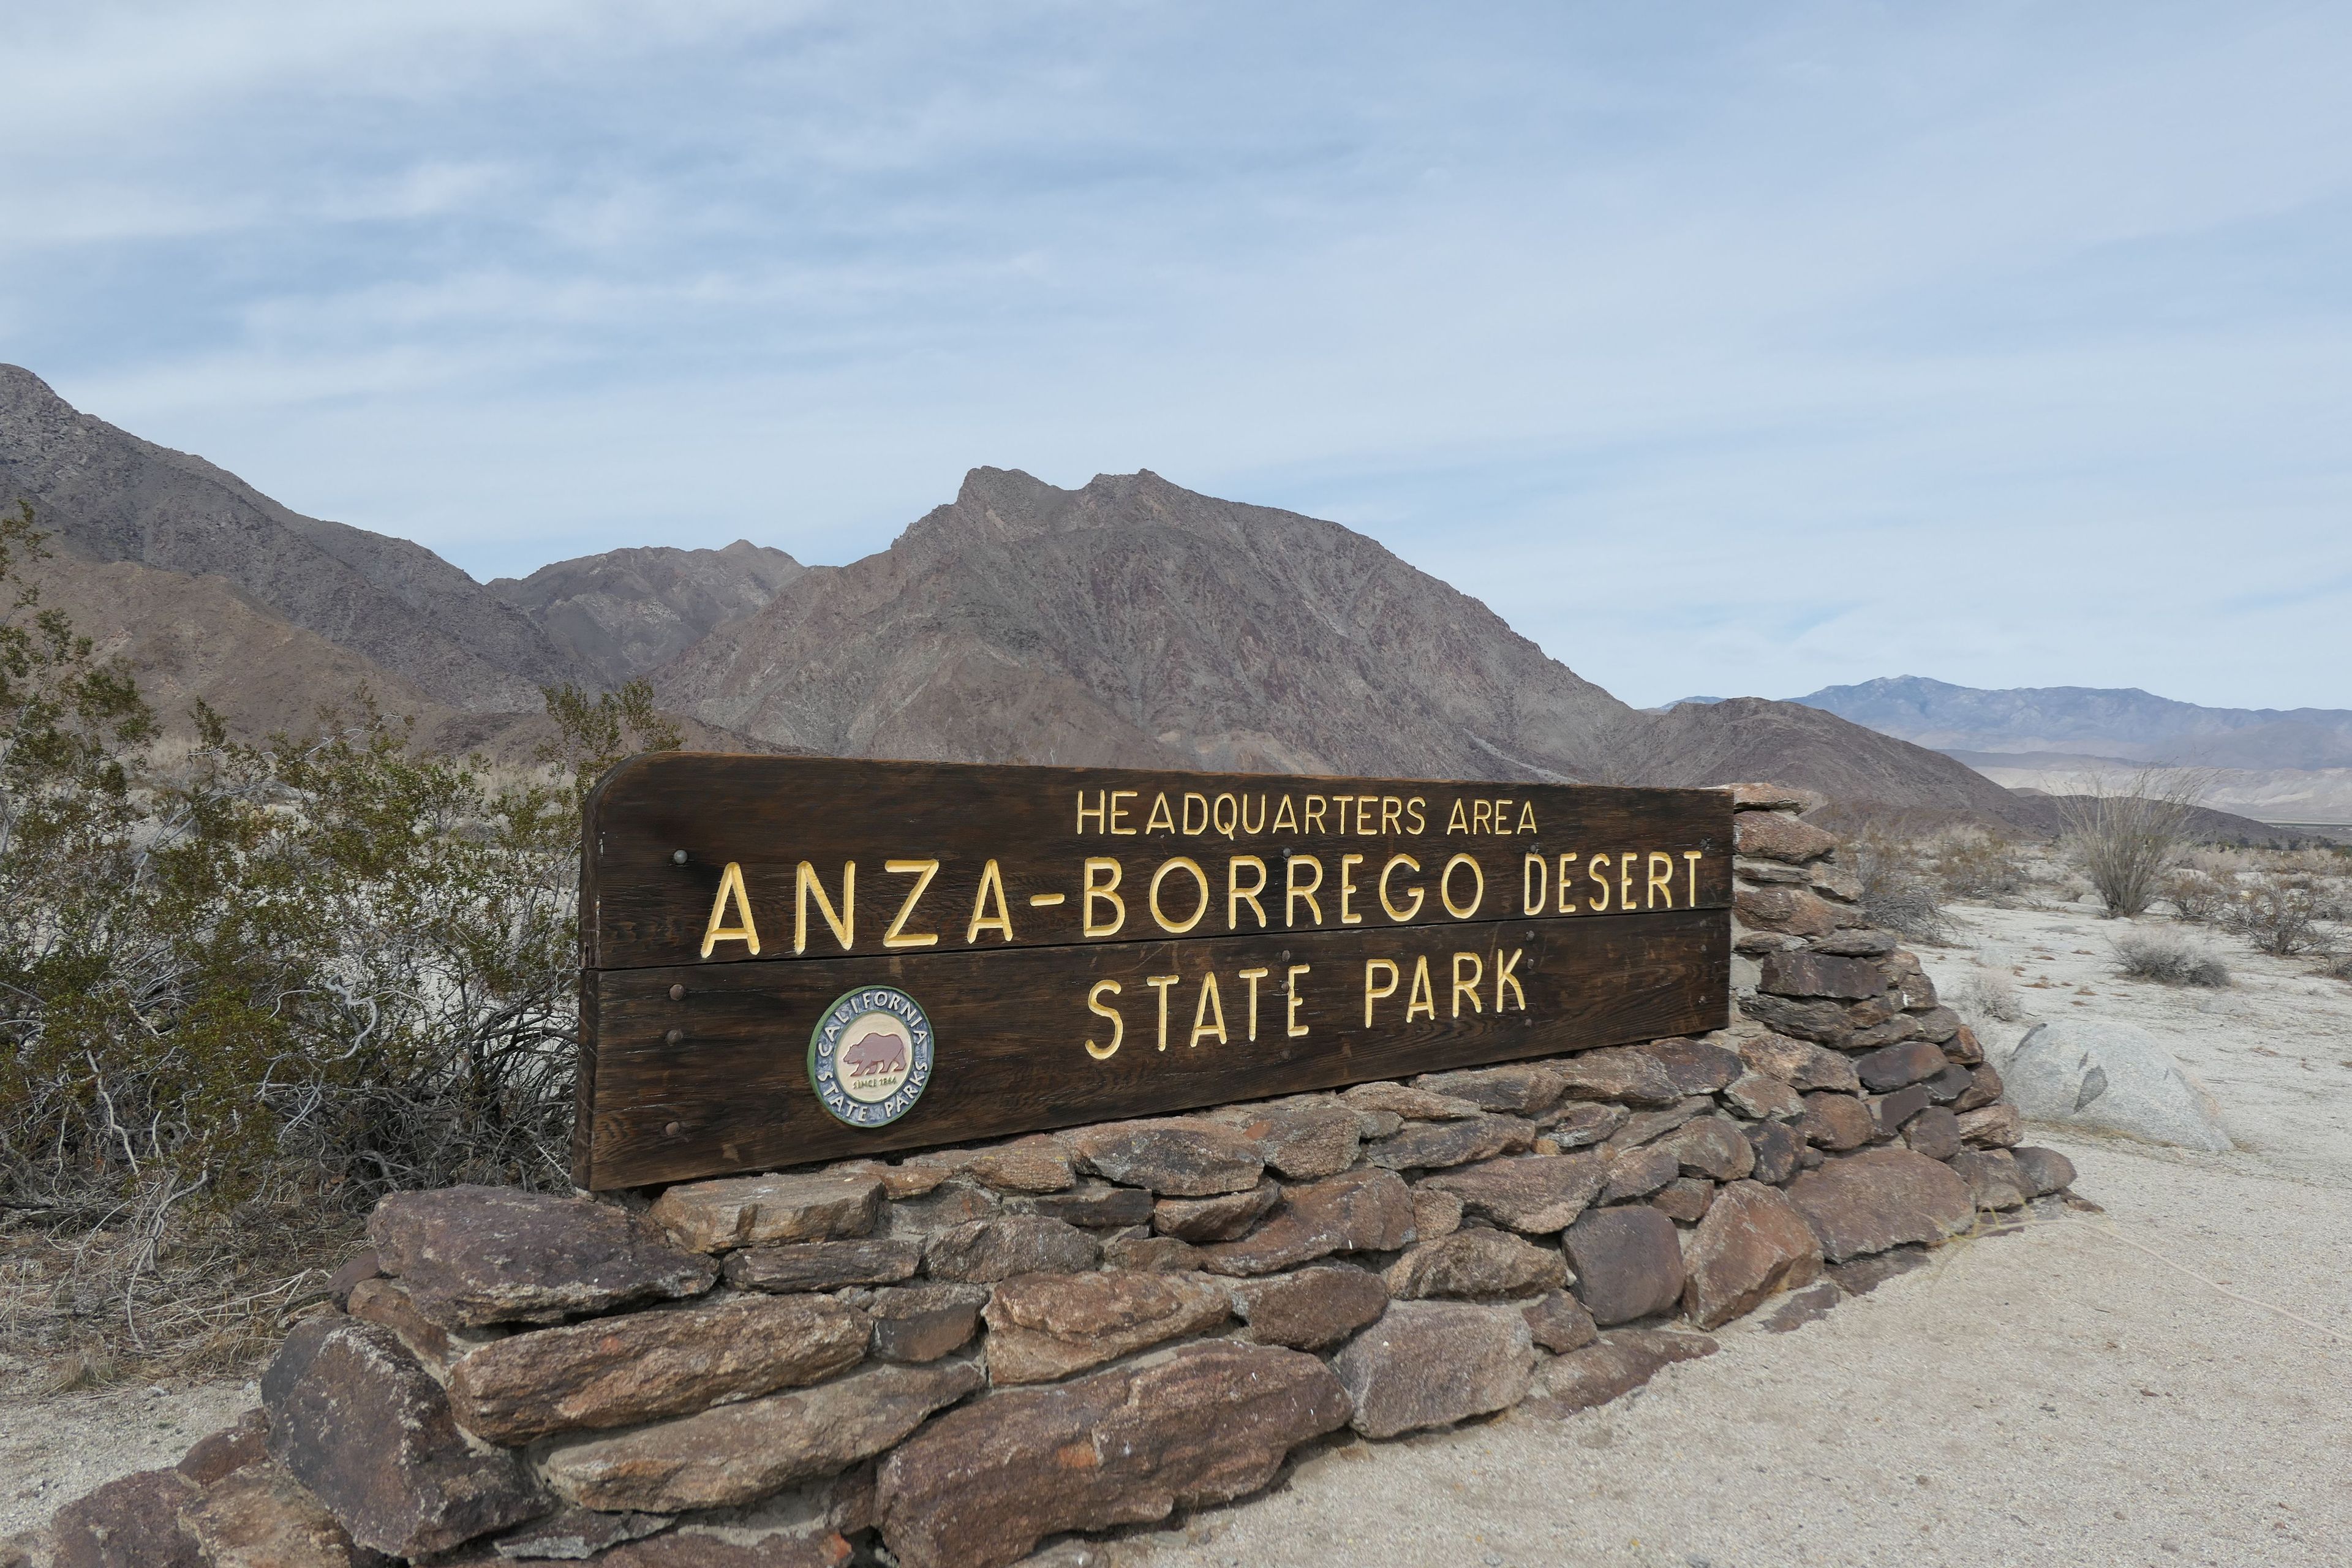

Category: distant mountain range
[0, 363, 2299, 837]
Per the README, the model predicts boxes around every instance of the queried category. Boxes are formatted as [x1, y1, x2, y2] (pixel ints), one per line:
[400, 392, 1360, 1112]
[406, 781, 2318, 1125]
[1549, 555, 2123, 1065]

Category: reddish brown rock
[1227, 1264, 1390, 1349]
[1735, 1030, 1863, 1094]
[262, 1317, 550, 1560]
[476, 1506, 673, 1562]
[178, 1408, 271, 1487]
[1551, 1047, 1683, 1107]
[1786, 1148, 1975, 1262]
[1600, 1144, 1680, 1202]
[1341, 1082, 1482, 1120]
[1521, 1289, 1598, 1353]
[966, 1138, 1076, 1195]
[982, 1270, 1231, 1384]
[50, 1468, 200, 1568]
[1870, 1085, 1935, 1140]
[325, 1251, 382, 1312]
[1539, 1101, 1630, 1147]
[876, 1177, 999, 1240]
[925, 1216, 1101, 1283]
[1411, 1186, 1464, 1240]
[368, 1186, 717, 1327]
[1811, 929, 1898, 956]
[1721, 1071, 1804, 1121]
[1602, 1098, 1711, 1153]
[1195, 1169, 1417, 1276]
[1649, 1177, 1715, 1223]
[1523, 1340, 1665, 1417]
[545, 1361, 984, 1513]
[1920, 1063, 1977, 1105]
[1412, 1063, 1565, 1115]
[1658, 1117, 1756, 1181]
[1739, 993, 1855, 1046]
[1063, 1118, 1265, 1196]
[1957, 1104, 2024, 1148]
[1909, 1006, 1963, 1044]
[1734, 811, 1841, 863]
[1680, 1180, 1824, 1329]
[1855, 1039, 1950, 1093]
[724, 1238, 924, 1293]
[1727, 782, 1828, 812]
[875, 1342, 1350, 1568]
[1006, 1182, 1155, 1229]
[1382, 1228, 1566, 1300]
[1152, 1180, 1280, 1243]
[1733, 884, 1838, 938]
[344, 1276, 461, 1369]
[1845, 1014, 1926, 1052]
[1419, 1152, 1607, 1234]
[1944, 1023, 1987, 1066]
[1363, 1114, 1537, 1171]
[445, 1293, 870, 1444]
[880, 1162, 951, 1199]
[649, 1171, 885, 1255]
[1101, 1232, 1206, 1272]
[1332, 1300, 1534, 1439]
[1629, 1037, 1744, 1095]
[1902, 1106, 1964, 1161]
[1757, 951, 1885, 1000]
[1797, 1093, 1875, 1152]
[1950, 1148, 2029, 1210]
[2011, 1145, 2078, 1197]
[862, 1283, 987, 1363]
[1217, 1099, 1363, 1179]
[1744, 1121, 1805, 1185]
[1954, 1063, 2005, 1113]
[1563, 1207, 1685, 1325]
[181, 1461, 374, 1568]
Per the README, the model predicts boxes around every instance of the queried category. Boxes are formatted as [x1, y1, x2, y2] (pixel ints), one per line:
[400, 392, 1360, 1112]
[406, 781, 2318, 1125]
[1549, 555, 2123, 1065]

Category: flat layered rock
[446, 1294, 869, 1444]
[262, 1317, 550, 1561]
[1657, 1117, 1755, 1181]
[1362, 1114, 1537, 1172]
[1651, 1177, 1715, 1223]
[925, 1216, 1100, 1283]
[875, 1342, 1350, 1568]
[1732, 885, 1838, 938]
[1063, 1118, 1264, 1196]
[1871, 1084, 1935, 1140]
[1954, 1063, 2005, 1113]
[863, 1283, 988, 1364]
[1740, 993, 1854, 1046]
[1735, 1031, 1861, 1094]
[544, 1361, 983, 1513]
[1551, 1048, 1681, 1107]
[1562, 1207, 1684, 1326]
[1382, 1228, 1566, 1300]
[1957, 1104, 2026, 1149]
[1786, 1148, 1974, 1262]
[1733, 811, 1840, 863]
[1215, 1099, 1363, 1179]
[1006, 1182, 1155, 1229]
[1855, 1039, 1950, 1093]
[1419, 1152, 1607, 1234]
[1525, 1330, 1715, 1417]
[1757, 951, 1885, 1000]
[480, 1504, 673, 1561]
[181, 1461, 372, 1568]
[1950, 1148, 2029, 1210]
[48, 1467, 202, 1568]
[1152, 1180, 1280, 1243]
[177, 1408, 271, 1487]
[1226, 1265, 1389, 1350]
[649, 1171, 886, 1254]
[724, 1238, 924, 1293]
[1628, 1037, 1743, 1095]
[981, 1270, 1231, 1384]
[1521, 1288, 1599, 1352]
[1412, 1063, 1564, 1115]
[1600, 1144, 1679, 1203]
[1901, 1107, 1964, 1161]
[1411, 1186, 1464, 1240]
[1341, 1082, 1482, 1120]
[966, 1139, 1076, 1195]
[1600, 1099, 1711, 1153]
[1797, 1092, 1874, 1152]
[1539, 1102, 1629, 1148]
[1722, 1071, 1804, 1121]
[1195, 1169, 1417, 1276]
[1681, 1180, 1824, 1329]
[368, 1186, 717, 1328]
[1331, 1300, 1534, 1439]
[878, 1178, 1000, 1240]
[1920, 1063, 1977, 1105]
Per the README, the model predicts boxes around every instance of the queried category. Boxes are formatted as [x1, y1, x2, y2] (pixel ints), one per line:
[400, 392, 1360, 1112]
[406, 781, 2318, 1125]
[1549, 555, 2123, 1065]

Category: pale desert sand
[6, 899, 2348, 1564]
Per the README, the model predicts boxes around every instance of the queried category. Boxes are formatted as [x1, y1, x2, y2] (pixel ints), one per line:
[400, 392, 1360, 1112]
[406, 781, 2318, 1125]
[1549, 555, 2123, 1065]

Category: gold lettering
[1363, 958, 1400, 1025]
[1379, 854, 1423, 921]
[1381, 795, 1403, 835]
[1182, 791, 1209, 835]
[1149, 856, 1210, 934]
[1446, 797, 1468, 834]
[1284, 963, 1311, 1038]
[1030, 892, 1066, 907]
[1076, 791, 1107, 834]
[883, 858, 942, 948]
[1406, 797, 1427, 834]
[1495, 947, 1526, 1012]
[1647, 851, 1675, 910]
[1238, 967, 1269, 1041]
[699, 861, 762, 957]
[1147, 974, 1180, 1050]
[1517, 802, 1537, 834]
[793, 861, 854, 954]
[1405, 956, 1436, 1020]
[1557, 852, 1580, 913]
[1440, 853, 1485, 918]
[1085, 980, 1124, 1060]
[1494, 799, 1512, 834]
[1589, 853, 1611, 912]
[1083, 858, 1126, 937]
[1357, 794, 1377, 835]
[966, 858, 1014, 943]
[1286, 854, 1325, 927]
[1472, 799, 1492, 833]
[1242, 794, 1267, 834]
[1685, 849, 1703, 905]
[1304, 794, 1327, 834]
[1523, 853, 1547, 915]
[1190, 971, 1227, 1046]
[1273, 794, 1298, 833]
[1338, 853, 1365, 925]
[1619, 850, 1636, 912]
[1452, 951, 1485, 1017]
[1145, 793, 1175, 834]
[1109, 789, 1139, 835]
[1228, 855, 1269, 929]
[1212, 792, 1238, 838]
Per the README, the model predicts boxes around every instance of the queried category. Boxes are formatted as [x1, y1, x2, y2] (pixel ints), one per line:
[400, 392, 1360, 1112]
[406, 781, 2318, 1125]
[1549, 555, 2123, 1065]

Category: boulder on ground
[1562, 1207, 1684, 1325]
[1520, 1289, 1599, 1353]
[1948, 1148, 2029, 1211]
[1331, 1300, 1534, 1439]
[368, 1186, 717, 1327]
[1784, 1149, 1973, 1262]
[1680, 1181, 1823, 1329]
[2011, 1145, 2078, 1197]
[2001, 1020, 2232, 1152]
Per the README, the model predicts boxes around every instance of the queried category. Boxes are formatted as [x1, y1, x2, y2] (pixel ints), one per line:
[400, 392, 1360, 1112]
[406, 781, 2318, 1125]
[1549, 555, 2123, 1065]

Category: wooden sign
[575, 755, 1732, 1189]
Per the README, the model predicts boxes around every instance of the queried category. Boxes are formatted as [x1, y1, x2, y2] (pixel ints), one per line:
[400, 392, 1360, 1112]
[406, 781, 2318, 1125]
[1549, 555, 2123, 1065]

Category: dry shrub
[2111, 930, 2231, 988]
[2165, 869, 2233, 924]
[2053, 767, 2214, 918]
[1953, 964, 2024, 1023]
[1847, 833, 1944, 941]
[1932, 830, 2031, 900]
[2223, 875, 2331, 957]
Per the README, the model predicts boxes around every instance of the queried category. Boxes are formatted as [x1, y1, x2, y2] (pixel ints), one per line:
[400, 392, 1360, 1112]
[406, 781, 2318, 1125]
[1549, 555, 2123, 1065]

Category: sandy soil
[6, 898, 2347, 1564]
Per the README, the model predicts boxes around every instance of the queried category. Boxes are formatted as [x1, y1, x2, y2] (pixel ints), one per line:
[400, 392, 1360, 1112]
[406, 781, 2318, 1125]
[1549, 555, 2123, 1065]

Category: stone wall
[18, 785, 2081, 1568]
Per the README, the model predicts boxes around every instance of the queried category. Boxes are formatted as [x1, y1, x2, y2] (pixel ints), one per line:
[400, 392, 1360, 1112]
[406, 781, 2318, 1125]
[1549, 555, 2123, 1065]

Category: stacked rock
[20, 785, 2081, 1568]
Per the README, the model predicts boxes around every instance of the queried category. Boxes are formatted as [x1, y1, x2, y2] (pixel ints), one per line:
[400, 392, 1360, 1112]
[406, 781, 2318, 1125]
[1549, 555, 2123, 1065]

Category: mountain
[1792, 676, 2352, 771]
[0, 364, 581, 710]
[491, 541, 803, 687]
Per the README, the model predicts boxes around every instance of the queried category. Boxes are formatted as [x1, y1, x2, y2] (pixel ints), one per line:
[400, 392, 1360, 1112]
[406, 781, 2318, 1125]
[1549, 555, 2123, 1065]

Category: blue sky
[4, 2, 2347, 709]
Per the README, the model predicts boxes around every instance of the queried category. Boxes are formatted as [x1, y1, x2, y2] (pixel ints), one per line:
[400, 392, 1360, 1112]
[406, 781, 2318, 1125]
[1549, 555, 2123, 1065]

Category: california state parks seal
[809, 986, 934, 1128]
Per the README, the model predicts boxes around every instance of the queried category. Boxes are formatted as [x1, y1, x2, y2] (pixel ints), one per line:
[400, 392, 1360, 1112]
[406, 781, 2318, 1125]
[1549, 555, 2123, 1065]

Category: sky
[3, 1, 2348, 710]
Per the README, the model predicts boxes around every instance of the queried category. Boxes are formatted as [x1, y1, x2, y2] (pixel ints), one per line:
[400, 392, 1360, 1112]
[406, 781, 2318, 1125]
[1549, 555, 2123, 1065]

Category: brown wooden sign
[575, 755, 1732, 1189]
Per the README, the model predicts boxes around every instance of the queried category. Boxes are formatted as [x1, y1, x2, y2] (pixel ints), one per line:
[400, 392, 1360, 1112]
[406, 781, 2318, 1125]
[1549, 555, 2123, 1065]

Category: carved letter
[1076, 791, 1107, 834]
[1517, 801, 1537, 834]
[1273, 794, 1298, 833]
[1556, 853, 1580, 914]
[1685, 849, 1703, 905]
[1523, 853, 1547, 915]
[1648, 851, 1674, 910]
[1085, 980, 1124, 1060]
[1083, 858, 1126, 937]
[1381, 796, 1403, 835]
[1190, 971, 1227, 1047]
[1286, 854, 1325, 928]
[1284, 964, 1311, 1038]
[1238, 967, 1269, 1041]
[1304, 795, 1327, 834]
[1452, 951, 1485, 1018]
[1147, 974, 1180, 1050]
[1339, 853, 1365, 925]
[1405, 956, 1436, 1021]
[1363, 957, 1400, 1025]
[794, 861, 854, 954]
[1447, 797, 1468, 834]
[966, 858, 1014, 943]
[1182, 791, 1210, 835]
[883, 858, 941, 948]
[1149, 856, 1210, 934]
[1145, 793, 1176, 834]
[1406, 797, 1427, 834]
[1379, 854, 1424, 921]
[1619, 850, 1636, 912]
[700, 861, 761, 958]
[1228, 854, 1270, 929]
[1440, 854, 1485, 919]
[1588, 853, 1611, 913]
[1494, 948, 1526, 1012]
[1109, 790, 1139, 835]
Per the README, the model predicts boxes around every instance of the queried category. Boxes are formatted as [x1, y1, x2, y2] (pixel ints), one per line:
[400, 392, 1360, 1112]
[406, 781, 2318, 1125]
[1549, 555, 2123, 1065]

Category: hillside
[490, 541, 802, 687]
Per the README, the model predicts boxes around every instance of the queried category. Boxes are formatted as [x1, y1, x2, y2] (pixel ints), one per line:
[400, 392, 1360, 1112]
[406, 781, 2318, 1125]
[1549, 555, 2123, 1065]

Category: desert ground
[5, 894, 2348, 1566]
